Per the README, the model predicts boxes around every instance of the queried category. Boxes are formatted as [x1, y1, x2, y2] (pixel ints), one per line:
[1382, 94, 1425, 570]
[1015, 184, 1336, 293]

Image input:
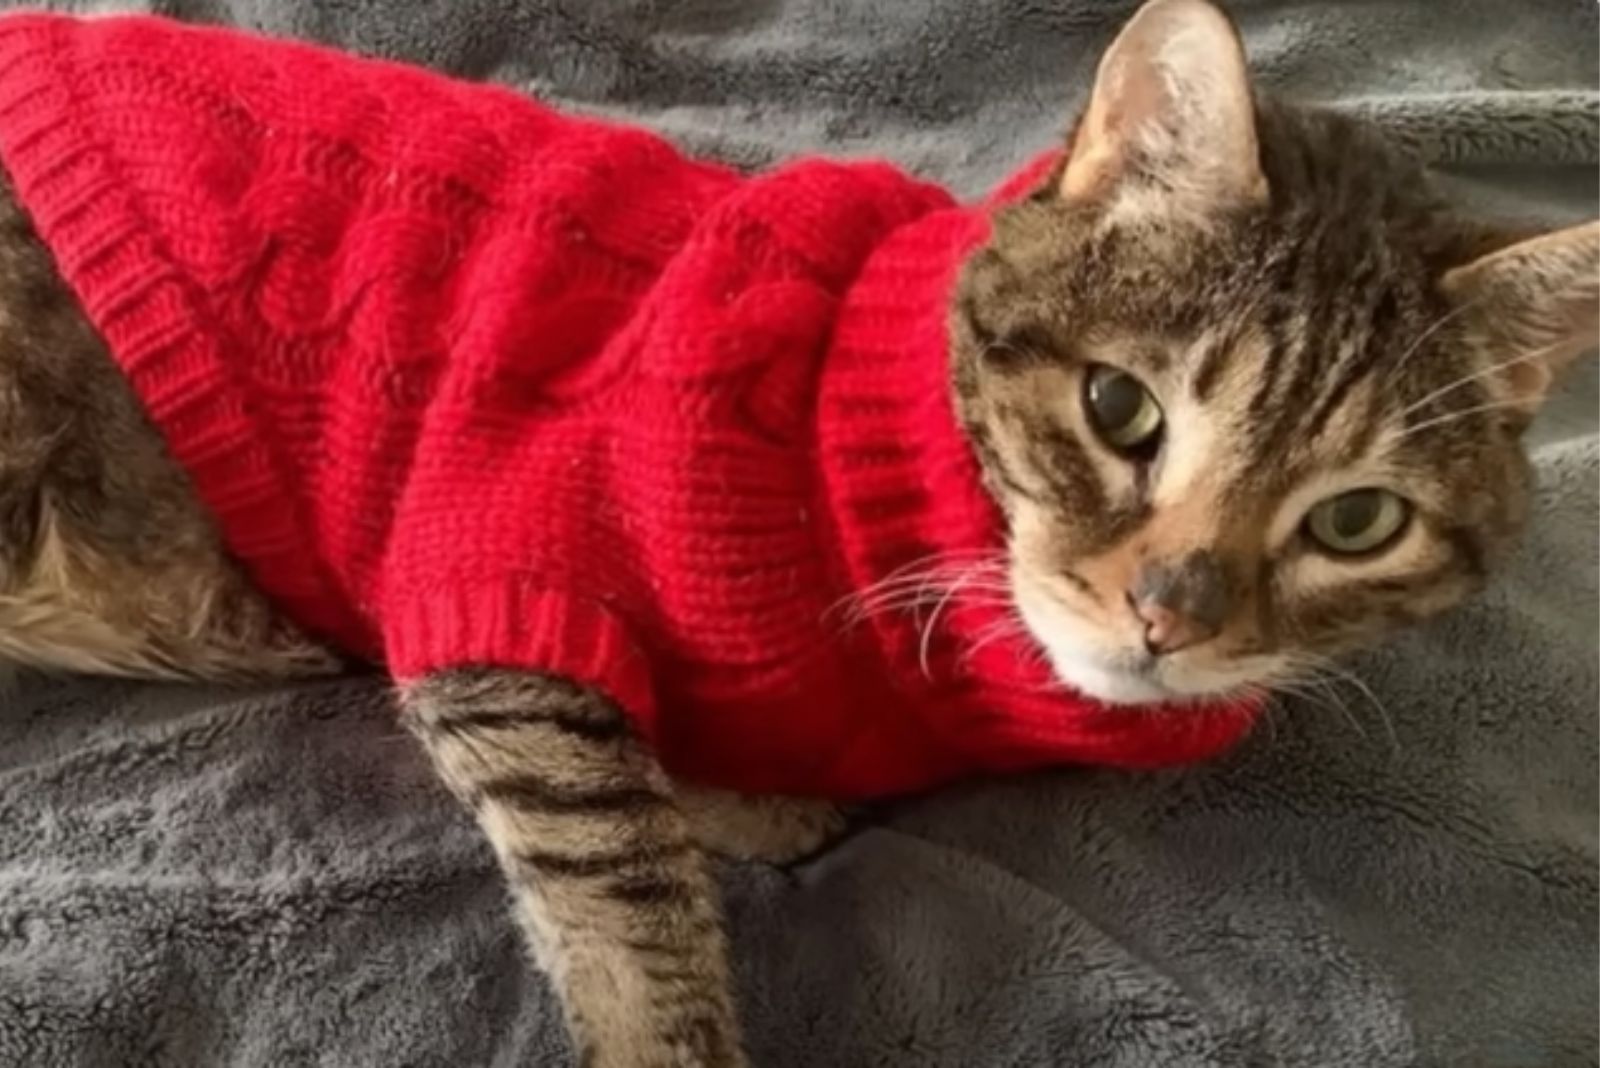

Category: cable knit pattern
[0, 14, 1260, 797]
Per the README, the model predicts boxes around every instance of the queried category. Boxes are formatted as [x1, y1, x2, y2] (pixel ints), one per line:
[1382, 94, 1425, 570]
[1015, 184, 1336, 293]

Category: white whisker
[1250, 685, 1282, 748]
[1393, 395, 1539, 441]
[1277, 653, 1398, 754]
[1309, 659, 1398, 754]
[828, 550, 1019, 683]
[827, 549, 1006, 626]
[960, 613, 1029, 665]
[1386, 294, 1483, 379]
[918, 564, 999, 679]
[1395, 337, 1566, 421]
[1274, 674, 1368, 740]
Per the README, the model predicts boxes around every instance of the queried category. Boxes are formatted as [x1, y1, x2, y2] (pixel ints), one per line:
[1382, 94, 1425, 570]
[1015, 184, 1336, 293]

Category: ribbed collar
[817, 157, 1262, 775]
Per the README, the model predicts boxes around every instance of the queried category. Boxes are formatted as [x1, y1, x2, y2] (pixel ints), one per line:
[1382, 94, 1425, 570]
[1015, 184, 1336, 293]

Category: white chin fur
[1012, 577, 1246, 706]
[1041, 642, 1174, 704]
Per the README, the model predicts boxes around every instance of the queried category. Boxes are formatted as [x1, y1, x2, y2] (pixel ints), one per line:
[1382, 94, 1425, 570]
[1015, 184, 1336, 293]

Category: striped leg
[400, 668, 746, 1068]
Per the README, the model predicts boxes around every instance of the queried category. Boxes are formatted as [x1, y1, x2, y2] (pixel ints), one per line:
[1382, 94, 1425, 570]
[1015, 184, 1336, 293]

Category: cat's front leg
[400, 668, 746, 1068]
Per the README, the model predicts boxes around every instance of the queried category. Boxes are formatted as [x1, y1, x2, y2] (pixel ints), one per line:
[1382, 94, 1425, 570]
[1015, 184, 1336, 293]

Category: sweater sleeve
[385, 576, 658, 739]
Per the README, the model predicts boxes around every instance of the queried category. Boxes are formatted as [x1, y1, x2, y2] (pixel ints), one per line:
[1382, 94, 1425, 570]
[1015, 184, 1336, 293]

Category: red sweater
[0, 14, 1260, 797]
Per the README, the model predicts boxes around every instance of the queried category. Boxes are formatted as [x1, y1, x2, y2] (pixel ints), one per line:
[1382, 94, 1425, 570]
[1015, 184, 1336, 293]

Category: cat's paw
[678, 787, 849, 865]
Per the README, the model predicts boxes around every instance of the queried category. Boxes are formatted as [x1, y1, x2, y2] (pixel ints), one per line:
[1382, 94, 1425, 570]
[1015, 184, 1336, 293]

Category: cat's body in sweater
[0, 2, 1593, 1066]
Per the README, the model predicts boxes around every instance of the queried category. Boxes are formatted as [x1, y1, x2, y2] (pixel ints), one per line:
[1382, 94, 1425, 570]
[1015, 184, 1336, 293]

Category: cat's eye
[1083, 365, 1163, 454]
[1303, 489, 1410, 556]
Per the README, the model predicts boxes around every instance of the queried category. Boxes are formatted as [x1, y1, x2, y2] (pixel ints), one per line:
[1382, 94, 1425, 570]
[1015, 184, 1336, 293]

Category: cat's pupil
[1084, 365, 1163, 455]
[1089, 369, 1142, 431]
[1082, 365, 1164, 457]
[1329, 490, 1382, 538]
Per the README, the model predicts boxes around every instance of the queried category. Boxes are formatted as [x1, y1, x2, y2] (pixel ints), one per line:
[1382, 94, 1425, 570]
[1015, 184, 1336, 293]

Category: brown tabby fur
[0, 2, 1592, 1066]
[954, 102, 1532, 676]
[950, 0, 1595, 708]
[0, 175, 333, 682]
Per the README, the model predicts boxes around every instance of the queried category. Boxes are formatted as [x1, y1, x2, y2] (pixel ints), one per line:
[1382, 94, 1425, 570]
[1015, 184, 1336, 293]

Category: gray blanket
[0, 2, 1595, 1066]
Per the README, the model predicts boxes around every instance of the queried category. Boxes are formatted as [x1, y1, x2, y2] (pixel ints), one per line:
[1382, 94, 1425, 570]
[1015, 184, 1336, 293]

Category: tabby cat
[0, 1, 1593, 1066]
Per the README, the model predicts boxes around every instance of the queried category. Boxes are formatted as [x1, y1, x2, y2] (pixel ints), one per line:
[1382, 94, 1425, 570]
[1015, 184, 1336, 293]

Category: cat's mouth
[1011, 574, 1268, 706]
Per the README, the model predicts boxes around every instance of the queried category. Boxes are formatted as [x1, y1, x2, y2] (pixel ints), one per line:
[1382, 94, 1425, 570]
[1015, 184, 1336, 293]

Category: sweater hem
[386, 577, 658, 739]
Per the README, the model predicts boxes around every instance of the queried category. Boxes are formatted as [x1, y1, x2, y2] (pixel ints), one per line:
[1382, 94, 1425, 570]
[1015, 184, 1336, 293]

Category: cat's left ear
[1440, 220, 1600, 414]
[1059, 0, 1267, 215]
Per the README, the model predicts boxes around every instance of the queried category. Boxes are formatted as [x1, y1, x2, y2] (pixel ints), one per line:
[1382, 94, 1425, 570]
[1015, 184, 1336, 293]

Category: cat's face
[952, 0, 1597, 706]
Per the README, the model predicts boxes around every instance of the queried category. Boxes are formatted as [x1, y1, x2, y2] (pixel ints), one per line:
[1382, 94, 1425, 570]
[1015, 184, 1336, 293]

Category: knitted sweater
[0, 14, 1260, 798]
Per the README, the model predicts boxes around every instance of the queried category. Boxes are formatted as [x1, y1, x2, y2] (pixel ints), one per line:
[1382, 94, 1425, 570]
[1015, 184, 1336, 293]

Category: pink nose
[1128, 597, 1217, 655]
[1126, 552, 1229, 657]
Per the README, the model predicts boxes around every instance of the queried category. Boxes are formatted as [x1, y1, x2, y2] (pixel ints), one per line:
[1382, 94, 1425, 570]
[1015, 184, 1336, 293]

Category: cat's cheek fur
[1011, 572, 1167, 704]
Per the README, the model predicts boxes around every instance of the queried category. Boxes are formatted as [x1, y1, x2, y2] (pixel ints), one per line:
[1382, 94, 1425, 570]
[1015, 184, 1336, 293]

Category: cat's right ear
[1440, 220, 1600, 417]
[1059, 0, 1266, 217]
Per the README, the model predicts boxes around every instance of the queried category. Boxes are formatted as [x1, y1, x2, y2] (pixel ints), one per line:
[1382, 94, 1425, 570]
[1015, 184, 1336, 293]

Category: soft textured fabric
[0, 2, 1593, 1067]
[0, 13, 1259, 797]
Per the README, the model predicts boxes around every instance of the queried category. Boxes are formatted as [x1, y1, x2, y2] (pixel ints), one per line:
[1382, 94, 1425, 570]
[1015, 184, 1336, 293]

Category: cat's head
[952, 0, 1598, 705]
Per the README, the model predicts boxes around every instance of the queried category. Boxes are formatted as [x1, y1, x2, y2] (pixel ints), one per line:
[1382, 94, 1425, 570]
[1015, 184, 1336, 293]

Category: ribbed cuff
[386, 578, 657, 737]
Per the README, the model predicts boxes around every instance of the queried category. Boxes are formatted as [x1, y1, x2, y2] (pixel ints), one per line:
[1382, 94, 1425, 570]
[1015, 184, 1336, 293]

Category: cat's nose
[1128, 599, 1216, 656]
[1126, 552, 1229, 656]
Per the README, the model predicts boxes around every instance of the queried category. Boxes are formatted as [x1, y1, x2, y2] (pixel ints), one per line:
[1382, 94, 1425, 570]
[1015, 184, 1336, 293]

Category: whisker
[1394, 395, 1539, 441]
[959, 613, 1029, 665]
[1395, 337, 1567, 421]
[1273, 675, 1368, 740]
[919, 564, 999, 678]
[1279, 653, 1399, 755]
[1250, 685, 1282, 748]
[832, 549, 1004, 626]
[829, 549, 1010, 631]
[1307, 659, 1399, 754]
[1386, 294, 1483, 379]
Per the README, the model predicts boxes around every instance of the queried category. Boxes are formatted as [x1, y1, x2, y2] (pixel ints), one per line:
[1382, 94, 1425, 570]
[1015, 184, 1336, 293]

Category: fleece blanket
[0, 1, 1595, 1066]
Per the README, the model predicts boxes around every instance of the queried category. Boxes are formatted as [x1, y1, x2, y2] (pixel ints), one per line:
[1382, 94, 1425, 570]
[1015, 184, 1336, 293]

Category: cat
[0, 1, 1592, 1066]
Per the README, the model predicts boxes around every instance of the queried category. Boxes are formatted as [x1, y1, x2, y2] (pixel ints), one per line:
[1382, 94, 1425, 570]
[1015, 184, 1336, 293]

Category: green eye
[1304, 489, 1410, 555]
[1084, 365, 1163, 453]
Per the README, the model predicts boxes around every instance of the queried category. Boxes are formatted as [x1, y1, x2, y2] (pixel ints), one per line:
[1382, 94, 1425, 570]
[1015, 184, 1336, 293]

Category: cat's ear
[1440, 220, 1600, 414]
[1060, 0, 1266, 215]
